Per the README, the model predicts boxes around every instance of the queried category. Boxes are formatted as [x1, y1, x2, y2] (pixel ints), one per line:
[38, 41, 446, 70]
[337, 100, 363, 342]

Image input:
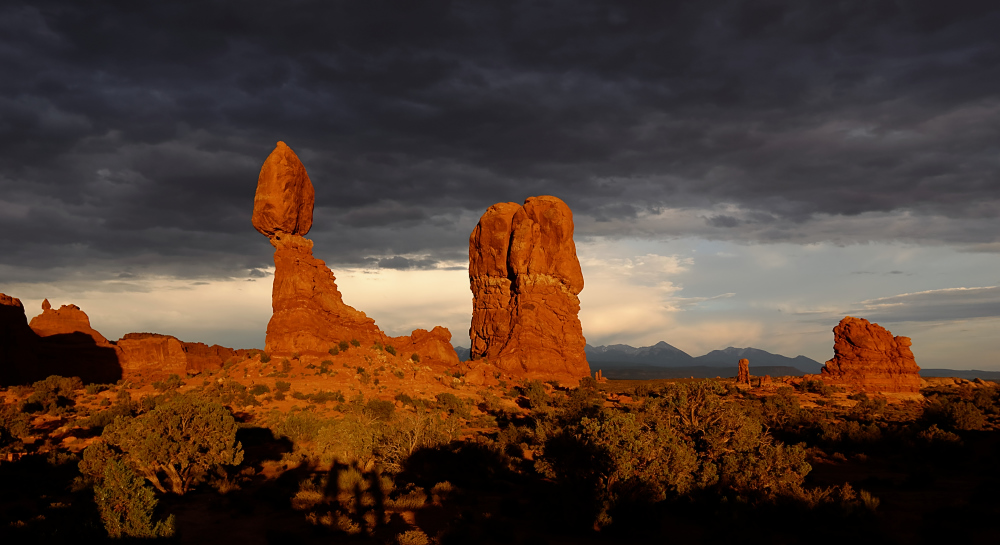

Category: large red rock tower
[469, 196, 590, 381]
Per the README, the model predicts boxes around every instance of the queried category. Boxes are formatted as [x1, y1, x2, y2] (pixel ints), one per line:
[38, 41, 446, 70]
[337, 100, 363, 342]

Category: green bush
[410, 353, 420, 363]
[260, 352, 272, 364]
[94, 459, 175, 538]
[152, 374, 182, 392]
[249, 384, 271, 396]
[339, 340, 350, 351]
[82, 393, 244, 494]
[329, 347, 340, 356]
[0, 403, 31, 454]
[350, 339, 361, 348]
[85, 383, 113, 395]
[386, 346, 397, 356]
[21, 375, 82, 414]
[274, 381, 292, 392]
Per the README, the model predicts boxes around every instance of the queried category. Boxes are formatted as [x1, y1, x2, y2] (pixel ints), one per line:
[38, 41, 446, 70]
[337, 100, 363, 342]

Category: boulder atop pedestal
[251, 141, 459, 367]
[252, 141, 315, 238]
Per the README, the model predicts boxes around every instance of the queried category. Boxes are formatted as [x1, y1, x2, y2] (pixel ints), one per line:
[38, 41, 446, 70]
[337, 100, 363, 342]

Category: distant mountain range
[453, 343, 1000, 381]
[452, 341, 825, 375]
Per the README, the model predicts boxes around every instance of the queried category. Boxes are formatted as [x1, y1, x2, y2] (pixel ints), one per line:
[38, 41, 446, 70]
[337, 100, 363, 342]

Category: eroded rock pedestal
[737, 358, 750, 385]
[252, 142, 458, 366]
[821, 316, 921, 394]
[469, 196, 589, 381]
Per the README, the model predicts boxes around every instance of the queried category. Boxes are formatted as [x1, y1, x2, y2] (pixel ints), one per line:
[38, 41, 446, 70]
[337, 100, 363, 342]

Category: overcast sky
[2, 1, 998, 369]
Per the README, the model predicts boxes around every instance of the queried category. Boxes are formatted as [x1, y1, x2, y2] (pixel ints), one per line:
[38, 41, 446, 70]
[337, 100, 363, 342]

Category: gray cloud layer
[2, 1, 999, 282]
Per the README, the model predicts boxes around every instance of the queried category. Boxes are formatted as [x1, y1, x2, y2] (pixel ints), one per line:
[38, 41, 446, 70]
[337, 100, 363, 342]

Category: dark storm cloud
[857, 286, 1000, 322]
[2, 0, 999, 282]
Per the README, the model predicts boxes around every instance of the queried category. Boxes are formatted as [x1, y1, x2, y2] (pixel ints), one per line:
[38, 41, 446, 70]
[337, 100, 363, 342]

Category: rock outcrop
[469, 196, 589, 381]
[821, 316, 921, 393]
[116, 333, 189, 379]
[116, 333, 238, 379]
[252, 142, 458, 367]
[737, 358, 750, 385]
[27, 300, 121, 384]
[0, 293, 39, 386]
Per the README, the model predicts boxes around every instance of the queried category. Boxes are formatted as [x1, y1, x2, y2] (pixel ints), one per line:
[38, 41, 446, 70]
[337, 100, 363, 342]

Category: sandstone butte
[252, 141, 459, 367]
[821, 316, 922, 394]
[468, 196, 590, 382]
[0, 293, 242, 385]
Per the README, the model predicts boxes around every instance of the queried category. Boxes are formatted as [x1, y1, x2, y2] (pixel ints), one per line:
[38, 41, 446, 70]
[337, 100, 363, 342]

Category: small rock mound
[821, 316, 921, 393]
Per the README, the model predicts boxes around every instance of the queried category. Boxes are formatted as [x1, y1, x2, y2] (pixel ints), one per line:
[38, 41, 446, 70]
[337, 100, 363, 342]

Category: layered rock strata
[252, 142, 458, 367]
[469, 196, 590, 381]
[821, 316, 921, 394]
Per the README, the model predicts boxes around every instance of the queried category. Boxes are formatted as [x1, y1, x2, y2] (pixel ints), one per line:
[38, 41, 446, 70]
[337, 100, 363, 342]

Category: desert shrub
[397, 529, 431, 545]
[260, 352, 272, 363]
[350, 339, 361, 348]
[81, 393, 244, 494]
[93, 459, 175, 538]
[357, 367, 372, 385]
[85, 383, 113, 395]
[435, 392, 471, 418]
[274, 380, 292, 392]
[579, 376, 598, 390]
[538, 380, 812, 529]
[310, 390, 346, 404]
[152, 374, 182, 392]
[281, 358, 292, 373]
[850, 395, 888, 422]
[339, 340, 350, 351]
[372, 341, 384, 351]
[798, 379, 839, 396]
[249, 384, 271, 396]
[386, 346, 397, 356]
[410, 353, 420, 363]
[203, 380, 260, 407]
[272, 411, 325, 444]
[20, 375, 83, 414]
[365, 399, 395, 421]
[83, 395, 135, 430]
[292, 352, 300, 360]
[0, 403, 31, 454]
[329, 346, 340, 356]
[517, 380, 550, 409]
[925, 395, 988, 431]
[917, 424, 962, 445]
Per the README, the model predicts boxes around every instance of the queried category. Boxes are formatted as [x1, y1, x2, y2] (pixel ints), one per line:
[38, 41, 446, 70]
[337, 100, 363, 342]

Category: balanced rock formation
[252, 141, 315, 238]
[821, 316, 921, 394]
[0, 293, 39, 385]
[252, 142, 458, 367]
[469, 196, 589, 381]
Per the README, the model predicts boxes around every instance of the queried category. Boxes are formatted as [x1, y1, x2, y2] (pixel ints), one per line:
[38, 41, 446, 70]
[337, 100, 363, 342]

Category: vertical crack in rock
[469, 196, 590, 381]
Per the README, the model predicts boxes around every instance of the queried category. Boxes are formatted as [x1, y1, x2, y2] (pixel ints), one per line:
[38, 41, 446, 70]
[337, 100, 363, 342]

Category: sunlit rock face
[469, 196, 590, 382]
[252, 141, 458, 366]
[252, 141, 315, 238]
[822, 316, 922, 394]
